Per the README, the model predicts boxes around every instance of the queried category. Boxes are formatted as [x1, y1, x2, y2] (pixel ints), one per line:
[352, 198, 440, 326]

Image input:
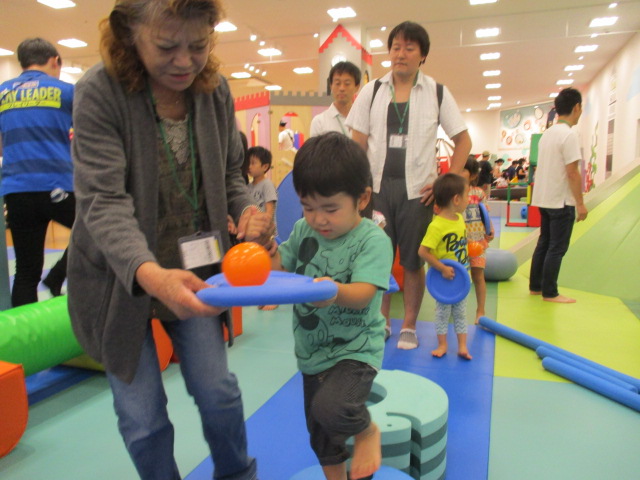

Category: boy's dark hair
[17, 38, 60, 69]
[554, 87, 582, 116]
[433, 173, 466, 209]
[329, 61, 361, 86]
[247, 146, 272, 168]
[293, 132, 371, 203]
[388, 21, 430, 60]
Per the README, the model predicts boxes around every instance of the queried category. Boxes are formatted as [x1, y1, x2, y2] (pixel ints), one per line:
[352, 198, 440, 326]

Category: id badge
[178, 231, 222, 270]
[389, 134, 407, 149]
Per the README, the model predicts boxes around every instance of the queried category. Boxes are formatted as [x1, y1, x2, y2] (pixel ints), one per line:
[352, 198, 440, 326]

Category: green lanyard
[335, 114, 348, 135]
[558, 119, 572, 127]
[147, 83, 201, 230]
[389, 73, 418, 134]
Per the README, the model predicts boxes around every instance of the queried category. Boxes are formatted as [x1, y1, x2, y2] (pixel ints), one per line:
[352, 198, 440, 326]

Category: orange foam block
[0, 361, 28, 458]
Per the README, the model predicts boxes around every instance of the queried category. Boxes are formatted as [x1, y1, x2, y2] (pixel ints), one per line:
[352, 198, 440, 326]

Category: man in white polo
[310, 61, 361, 138]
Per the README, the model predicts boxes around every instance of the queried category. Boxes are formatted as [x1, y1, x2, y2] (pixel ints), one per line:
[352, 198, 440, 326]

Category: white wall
[579, 32, 640, 189]
[461, 110, 500, 156]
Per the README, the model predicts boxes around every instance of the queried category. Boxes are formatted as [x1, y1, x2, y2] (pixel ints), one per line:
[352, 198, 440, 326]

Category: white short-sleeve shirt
[531, 123, 582, 208]
[346, 71, 467, 199]
[310, 103, 350, 137]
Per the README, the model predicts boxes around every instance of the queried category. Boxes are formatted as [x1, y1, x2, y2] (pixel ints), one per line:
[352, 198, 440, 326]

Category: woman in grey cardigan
[67, 1, 270, 478]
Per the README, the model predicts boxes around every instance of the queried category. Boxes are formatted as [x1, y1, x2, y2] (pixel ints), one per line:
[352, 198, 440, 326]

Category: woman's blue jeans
[106, 316, 257, 480]
[529, 206, 576, 298]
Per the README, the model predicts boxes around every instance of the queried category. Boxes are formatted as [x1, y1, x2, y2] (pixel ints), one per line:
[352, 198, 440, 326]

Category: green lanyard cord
[390, 73, 419, 135]
[148, 83, 201, 230]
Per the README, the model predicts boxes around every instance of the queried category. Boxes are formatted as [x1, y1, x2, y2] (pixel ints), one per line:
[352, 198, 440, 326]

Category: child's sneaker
[397, 329, 418, 350]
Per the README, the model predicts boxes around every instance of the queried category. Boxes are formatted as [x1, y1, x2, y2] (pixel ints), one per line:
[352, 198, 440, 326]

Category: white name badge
[178, 231, 222, 270]
[389, 134, 408, 149]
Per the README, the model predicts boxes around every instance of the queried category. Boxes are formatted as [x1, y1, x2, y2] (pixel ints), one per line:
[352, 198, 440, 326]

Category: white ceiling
[1, 0, 639, 112]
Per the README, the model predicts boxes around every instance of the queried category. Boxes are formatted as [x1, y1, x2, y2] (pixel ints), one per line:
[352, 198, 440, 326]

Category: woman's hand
[135, 262, 226, 320]
[236, 206, 274, 246]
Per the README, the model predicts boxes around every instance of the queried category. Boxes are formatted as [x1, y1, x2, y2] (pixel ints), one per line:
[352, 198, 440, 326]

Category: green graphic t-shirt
[279, 218, 393, 375]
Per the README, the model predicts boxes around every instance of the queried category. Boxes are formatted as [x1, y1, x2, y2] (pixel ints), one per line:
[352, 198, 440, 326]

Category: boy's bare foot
[543, 295, 576, 303]
[529, 290, 542, 295]
[350, 423, 381, 480]
[431, 345, 447, 357]
[258, 305, 278, 311]
[458, 348, 473, 360]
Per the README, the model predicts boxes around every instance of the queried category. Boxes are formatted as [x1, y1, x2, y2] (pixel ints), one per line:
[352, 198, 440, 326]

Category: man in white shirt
[529, 87, 588, 303]
[278, 120, 297, 152]
[310, 61, 360, 138]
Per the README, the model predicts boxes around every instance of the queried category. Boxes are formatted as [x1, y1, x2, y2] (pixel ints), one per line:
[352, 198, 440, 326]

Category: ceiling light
[369, 39, 384, 48]
[575, 45, 598, 53]
[57, 38, 87, 48]
[591, 34, 599, 38]
[466, 108, 471, 112]
[549, 92, 559, 98]
[516, 101, 521, 105]
[313, 33, 319, 38]
[258, 48, 282, 57]
[262, 71, 267, 76]
[244, 63, 250, 69]
[265, 85, 282, 91]
[589, 16, 618, 28]
[485, 83, 501, 89]
[483, 70, 501, 77]
[293, 67, 314, 74]
[259, 40, 266, 46]
[381, 26, 387, 31]
[475, 28, 500, 38]
[37, 0, 76, 8]
[249, 34, 257, 42]
[568, 73, 573, 77]
[248, 66, 255, 71]
[214, 21, 237, 32]
[381, 60, 391, 68]
[255, 68, 260, 73]
[231, 72, 251, 79]
[327, 7, 356, 22]
[565, 65, 584, 71]
[470, 0, 497, 5]
[480, 52, 500, 60]
[488, 96, 502, 101]
[0, 48, 14, 56]
[488, 103, 502, 109]
[609, 3, 618, 8]
[61, 66, 82, 74]
[557, 79, 574, 85]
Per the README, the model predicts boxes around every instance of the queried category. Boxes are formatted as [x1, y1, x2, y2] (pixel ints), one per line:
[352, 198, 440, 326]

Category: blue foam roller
[386, 274, 400, 294]
[478, 202, 492, 232]
[536, 344, 640, 391]
[478, 317, 550, 350]
[537, 347, 638, 393]
[542, 357, 640, 412]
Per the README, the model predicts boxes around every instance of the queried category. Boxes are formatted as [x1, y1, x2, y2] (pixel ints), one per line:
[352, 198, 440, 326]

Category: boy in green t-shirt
[272, 132, 393, 480]
[418, 173, 472, 360]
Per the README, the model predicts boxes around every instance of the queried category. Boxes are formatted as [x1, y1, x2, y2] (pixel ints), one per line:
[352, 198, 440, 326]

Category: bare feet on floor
[258, 305, 278, 311]
[458, 348, 473, 360]
[529, 290, 542, 295]
[431, 344, 447, 358]
[543, 295, 576, 303]
[350, 422, 381, 480]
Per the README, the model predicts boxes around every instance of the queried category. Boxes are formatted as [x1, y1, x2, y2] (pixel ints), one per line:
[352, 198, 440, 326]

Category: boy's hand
[310, 277, 338, 308]
[441, 266, 455, 280]
[486, 229, 495, 242]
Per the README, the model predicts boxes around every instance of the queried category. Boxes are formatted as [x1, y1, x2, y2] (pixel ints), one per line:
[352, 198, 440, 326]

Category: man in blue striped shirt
[0, 38, 75, 306]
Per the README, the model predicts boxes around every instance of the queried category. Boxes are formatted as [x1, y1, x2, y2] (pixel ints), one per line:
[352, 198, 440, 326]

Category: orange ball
[222, 242, 271, 286]
[468, 241, 484, 257]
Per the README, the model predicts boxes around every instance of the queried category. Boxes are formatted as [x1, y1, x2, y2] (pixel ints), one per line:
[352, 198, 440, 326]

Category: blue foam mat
[186, 319, 495, 480]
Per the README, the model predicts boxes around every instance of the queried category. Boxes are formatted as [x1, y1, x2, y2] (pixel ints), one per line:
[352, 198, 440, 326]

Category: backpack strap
[436, 82, 443, 125]
[370, 79, 382, 108]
